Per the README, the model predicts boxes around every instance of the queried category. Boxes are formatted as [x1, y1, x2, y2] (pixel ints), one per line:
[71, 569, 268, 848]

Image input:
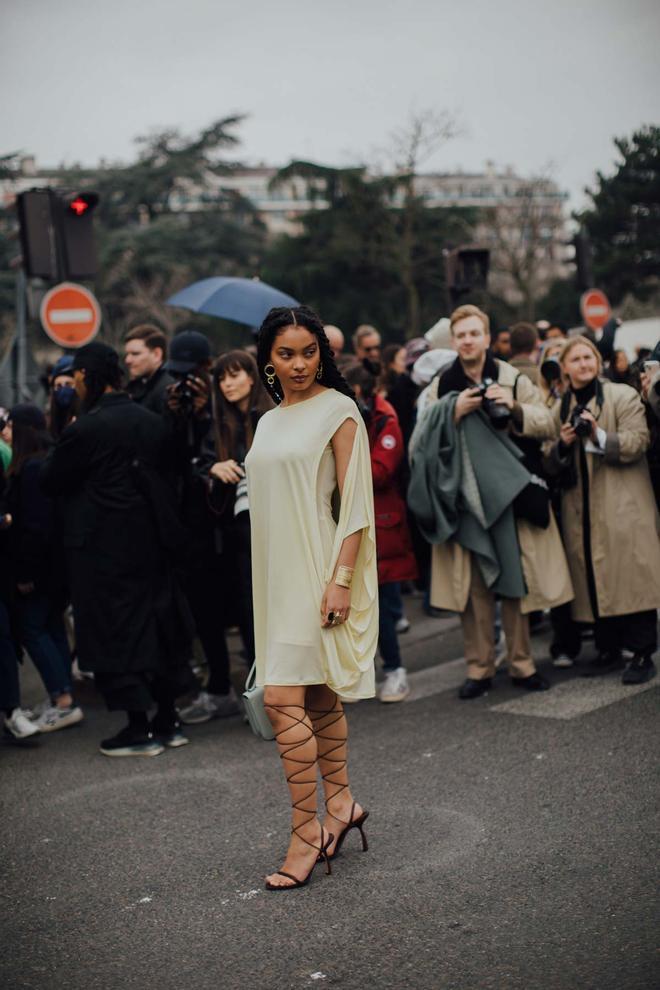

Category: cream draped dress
[245, 388, 377, 699]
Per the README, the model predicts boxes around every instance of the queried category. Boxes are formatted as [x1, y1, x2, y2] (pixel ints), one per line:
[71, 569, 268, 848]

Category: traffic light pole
[13, 268, 28, 404]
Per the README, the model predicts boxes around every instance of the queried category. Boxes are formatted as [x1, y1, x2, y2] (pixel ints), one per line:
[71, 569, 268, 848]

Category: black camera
[570, 404, 592, 438]
[540, 356, 561, 385]
[475, 378, 511, 430]
[170, 373, 196, 409]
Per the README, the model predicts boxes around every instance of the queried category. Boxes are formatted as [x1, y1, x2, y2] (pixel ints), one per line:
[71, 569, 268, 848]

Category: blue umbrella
[166, 277, 299, 329]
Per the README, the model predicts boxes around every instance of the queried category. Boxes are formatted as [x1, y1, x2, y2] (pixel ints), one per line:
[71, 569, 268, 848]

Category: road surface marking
[406, 658, 465, 700]
[490, 675, 658, 720]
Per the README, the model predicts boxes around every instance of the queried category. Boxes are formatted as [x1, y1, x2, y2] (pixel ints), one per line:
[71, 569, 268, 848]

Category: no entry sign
[580, 289, 611, 331]
[40, 281, 101, 347]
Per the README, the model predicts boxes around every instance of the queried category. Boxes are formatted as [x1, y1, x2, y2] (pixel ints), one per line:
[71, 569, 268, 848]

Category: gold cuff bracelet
[334, 565, 354, 589]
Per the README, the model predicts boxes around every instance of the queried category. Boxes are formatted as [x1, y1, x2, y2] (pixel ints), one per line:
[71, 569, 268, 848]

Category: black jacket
[5, 456, 65, 596]
[40, 392, 192, 675]
[127, 366, 173, 415]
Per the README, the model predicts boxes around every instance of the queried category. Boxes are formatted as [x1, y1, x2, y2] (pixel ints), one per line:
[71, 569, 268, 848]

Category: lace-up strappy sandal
[309, 704, 370, 864]
[264, 703, 334, 891]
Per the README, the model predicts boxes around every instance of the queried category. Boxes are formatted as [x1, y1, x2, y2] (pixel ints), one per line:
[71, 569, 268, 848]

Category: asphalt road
[2, 600, 658, 990]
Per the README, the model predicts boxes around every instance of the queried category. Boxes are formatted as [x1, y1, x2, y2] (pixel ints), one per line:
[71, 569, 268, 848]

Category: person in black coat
[40, 342, 193, 757]
[5, 404, 83, 733]
[124, 325, 173, 415]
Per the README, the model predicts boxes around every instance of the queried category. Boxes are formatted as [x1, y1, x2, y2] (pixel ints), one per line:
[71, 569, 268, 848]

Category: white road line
[490, 675, 658, 720]
[406, 658, 466, 700]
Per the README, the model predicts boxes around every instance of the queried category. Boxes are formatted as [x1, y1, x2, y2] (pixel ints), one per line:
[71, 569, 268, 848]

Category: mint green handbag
[242, 663, 275, 741]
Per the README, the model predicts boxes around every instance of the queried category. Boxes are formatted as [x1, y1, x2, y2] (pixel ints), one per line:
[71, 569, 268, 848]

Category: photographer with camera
[162, 331, 240, 710]
[178, 351, 273, 724]
[409, 304, 573, 700]
[546, 336, 660, 684]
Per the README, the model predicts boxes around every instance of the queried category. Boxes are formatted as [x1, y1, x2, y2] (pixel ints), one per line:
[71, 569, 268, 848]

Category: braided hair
[256, 305, 356, 405]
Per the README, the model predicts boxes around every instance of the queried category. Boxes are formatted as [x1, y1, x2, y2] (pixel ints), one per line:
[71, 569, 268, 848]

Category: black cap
[72, 342, 120, 376]
[166, 331, 211, 374]
[9, 403, 47, 431]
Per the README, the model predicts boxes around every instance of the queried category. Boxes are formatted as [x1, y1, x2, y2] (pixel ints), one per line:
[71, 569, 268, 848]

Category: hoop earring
[264, 364, 276, 387]
[316, 362, 323, 381]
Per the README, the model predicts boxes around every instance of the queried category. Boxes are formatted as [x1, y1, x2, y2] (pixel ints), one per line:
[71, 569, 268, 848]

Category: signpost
[39, 281, 101, 348]
[580, 289, 611, 331]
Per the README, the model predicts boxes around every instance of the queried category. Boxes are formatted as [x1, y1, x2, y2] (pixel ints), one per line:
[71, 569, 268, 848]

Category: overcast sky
[2, 0, 659, 209]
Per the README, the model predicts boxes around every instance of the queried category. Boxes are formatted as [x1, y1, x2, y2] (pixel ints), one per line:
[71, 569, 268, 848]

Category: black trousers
[183, 562, 231, 696]
[550, 602, 582, 660]
[594, 610, 658, 658]
[222, 514, 255, 666]
[95, 667, 193, 713]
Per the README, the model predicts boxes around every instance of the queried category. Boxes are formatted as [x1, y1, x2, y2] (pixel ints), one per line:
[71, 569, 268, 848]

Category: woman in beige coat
[546, 336, 660, 684]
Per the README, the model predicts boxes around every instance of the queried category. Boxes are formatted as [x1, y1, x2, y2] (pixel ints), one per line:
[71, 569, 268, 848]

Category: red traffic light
[70, 197, 89, 216]
[65, 192, 99, 217]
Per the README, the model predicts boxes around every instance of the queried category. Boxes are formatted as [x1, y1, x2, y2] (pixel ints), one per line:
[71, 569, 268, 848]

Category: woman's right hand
[559, 422, 577, 446]
[210, 460, 244, 484]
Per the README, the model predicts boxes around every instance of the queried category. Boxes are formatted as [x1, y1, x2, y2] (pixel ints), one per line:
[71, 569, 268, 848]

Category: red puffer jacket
[367, 394, 418, 585]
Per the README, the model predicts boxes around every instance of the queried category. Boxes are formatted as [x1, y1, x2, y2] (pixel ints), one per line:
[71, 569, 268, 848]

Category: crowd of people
[1, 305, 658, 753]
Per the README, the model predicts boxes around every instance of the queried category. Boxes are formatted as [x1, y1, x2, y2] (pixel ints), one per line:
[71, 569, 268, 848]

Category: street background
[3, 600, 658, 990]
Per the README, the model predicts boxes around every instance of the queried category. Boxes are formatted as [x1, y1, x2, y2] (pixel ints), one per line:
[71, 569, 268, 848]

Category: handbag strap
[245, 661, 257, 691]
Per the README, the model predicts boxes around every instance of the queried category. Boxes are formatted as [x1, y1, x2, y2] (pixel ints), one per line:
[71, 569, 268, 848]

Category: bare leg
[306, 684, 363, 857]
[264, 685, 327, 888]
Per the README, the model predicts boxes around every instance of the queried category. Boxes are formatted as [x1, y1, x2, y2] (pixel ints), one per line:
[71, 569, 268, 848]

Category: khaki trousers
[460, 556, 536, 680]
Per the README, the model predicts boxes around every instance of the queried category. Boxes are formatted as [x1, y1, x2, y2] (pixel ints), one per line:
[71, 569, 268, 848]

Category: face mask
[54, 385, 76, 409]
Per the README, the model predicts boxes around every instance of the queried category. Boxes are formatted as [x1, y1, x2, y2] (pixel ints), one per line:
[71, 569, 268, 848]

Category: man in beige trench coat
[410, 304, 573, 699]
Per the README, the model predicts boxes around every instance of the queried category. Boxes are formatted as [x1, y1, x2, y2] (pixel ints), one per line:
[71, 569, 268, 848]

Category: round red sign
[580, 289, 611, 331]
[40, 282, 101, 348]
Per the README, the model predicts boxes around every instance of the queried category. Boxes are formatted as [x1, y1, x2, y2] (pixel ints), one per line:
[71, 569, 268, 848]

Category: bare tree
[389, 110, 462, 336]
[479, 171, 567, 320]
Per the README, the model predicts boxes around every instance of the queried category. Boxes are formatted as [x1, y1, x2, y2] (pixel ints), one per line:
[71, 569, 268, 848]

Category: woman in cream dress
[246, 306, 378, 890]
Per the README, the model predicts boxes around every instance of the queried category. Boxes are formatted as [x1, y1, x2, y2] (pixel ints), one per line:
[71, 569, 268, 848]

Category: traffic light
[444, 246, 490, 305]
[15, 187, 99, 280]
[573, 228, 594, 292]
[57, 191, 99, 279]
[16, 189, 59, 279]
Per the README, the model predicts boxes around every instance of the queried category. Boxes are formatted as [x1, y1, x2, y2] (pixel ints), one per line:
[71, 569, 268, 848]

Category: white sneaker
[552, 654, 574, 668]
[395, 617, 410, 634]
[378, 667, 410, 703]
[4, 708, 41, 740]
[34, 705, 84, 733]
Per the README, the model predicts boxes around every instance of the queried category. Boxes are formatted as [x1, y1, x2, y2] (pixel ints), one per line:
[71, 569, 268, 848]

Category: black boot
[510, 672, 550, 691]
[580, 651, 623, 677]
[621, 655, 657, 685]
[458, 677, 492, 700]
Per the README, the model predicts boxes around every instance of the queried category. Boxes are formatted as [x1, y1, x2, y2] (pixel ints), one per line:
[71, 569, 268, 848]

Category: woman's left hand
[320, 583, 351, 628]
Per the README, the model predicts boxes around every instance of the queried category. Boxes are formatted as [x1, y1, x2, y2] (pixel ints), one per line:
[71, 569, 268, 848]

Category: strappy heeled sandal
[308, 704, 370, 864]
[264, 703, 334, 892]
[265, 828, 334, 891]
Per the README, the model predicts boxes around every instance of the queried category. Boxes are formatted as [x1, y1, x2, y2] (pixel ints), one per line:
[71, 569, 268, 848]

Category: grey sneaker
[395, 616, 410, 634]
[35, 705, 84, 733]
[178, 689, 239, 724]
[378, 667, 410, 703]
